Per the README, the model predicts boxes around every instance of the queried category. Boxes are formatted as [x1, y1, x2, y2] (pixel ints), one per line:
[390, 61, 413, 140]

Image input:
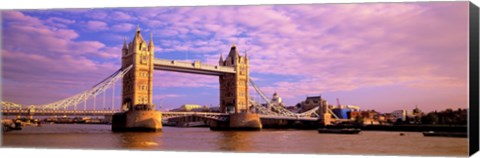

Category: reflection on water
[217, 131, 254, 151]
[2, 124, 468, 156]
[118, 132, 163, 149]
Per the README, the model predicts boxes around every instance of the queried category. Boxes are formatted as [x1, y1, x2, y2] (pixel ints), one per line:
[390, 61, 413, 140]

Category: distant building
[407, 106, 424, 124]
[285, 106, 297, 112]
[390, 106, 424, 123]
[380, 113, 397, 123]
[391, 109, 408, 121]
[332, 108, 350, 119]
[170, 104, 208, 112]
[271, 92, 283, 106]
[295, 95, 332, 124]
[343, 105, 361, 111]
[349, 110, 379, 125]
[330, 105, 361, 119]
[298, 96, 322, 112]
[412, 106, 422, 115]
[376, 114, 387, 122]
[208, 106, 221, 113]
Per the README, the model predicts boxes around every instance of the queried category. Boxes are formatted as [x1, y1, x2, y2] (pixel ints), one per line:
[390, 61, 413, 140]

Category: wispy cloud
[2, 11, 119, 105]
[84, 20, 109, 31]
[153, 71, 218, 88]
[111, 23, 135, 32]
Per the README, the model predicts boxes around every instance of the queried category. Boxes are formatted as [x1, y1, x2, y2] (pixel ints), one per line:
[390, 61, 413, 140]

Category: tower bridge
[112, 26, 258, 131]
[2, 26, 326, 131]
[1, 109, 319, 129]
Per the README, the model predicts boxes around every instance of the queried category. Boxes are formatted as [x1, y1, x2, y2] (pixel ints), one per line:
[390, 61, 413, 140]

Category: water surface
[1, 124, 468, 156]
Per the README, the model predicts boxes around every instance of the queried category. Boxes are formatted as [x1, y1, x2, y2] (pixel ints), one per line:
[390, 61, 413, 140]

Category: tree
[394, 118, 403, 125]
[421, 113, 439, 124]
[354, 116, 363, 125]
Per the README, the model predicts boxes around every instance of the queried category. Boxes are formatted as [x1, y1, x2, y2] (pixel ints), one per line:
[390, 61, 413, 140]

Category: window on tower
[140, 55, 148, 64]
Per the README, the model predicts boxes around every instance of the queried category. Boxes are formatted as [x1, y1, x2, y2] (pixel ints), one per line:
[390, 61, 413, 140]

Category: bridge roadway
[0, 109, 225, 117]
[1, 109, 118, 116]
[1, 109, 318, 121]
[154, 59, 235, 76]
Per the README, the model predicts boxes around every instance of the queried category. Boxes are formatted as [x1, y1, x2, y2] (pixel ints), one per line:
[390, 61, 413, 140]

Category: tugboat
[422, 131, 467, 138]
[318, 128, 361, 134]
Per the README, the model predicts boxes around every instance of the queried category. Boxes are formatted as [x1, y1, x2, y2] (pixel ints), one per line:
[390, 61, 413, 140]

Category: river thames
[1, 124, 468, 156]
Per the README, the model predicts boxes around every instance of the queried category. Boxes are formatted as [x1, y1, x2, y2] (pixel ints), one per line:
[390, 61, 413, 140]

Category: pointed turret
[148, 32, 154, 52]
[228, 44, 238, 57]
[133, 25, 139, 42]
[227, 44, 239, 65]
[122, 36, 128, 56]
[133, 25, 144, 45]
[122, 37, 128, 50]
[219, 52, 224, 65]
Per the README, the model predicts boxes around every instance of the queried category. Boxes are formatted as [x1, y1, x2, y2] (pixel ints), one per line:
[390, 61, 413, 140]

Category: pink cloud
[46, 17, 75, 24]
[143, 2, 468, 110]
[145, 20, 164, 27]
[45, 17, 76, 28]
[97, 45, 122, 59]
[85, 20, 108, 31]
[112, 11, 133, 21]
[111, 23, 135, 32]
[2, 11, 120, 105]
[153, 71, 218, 88]
[88, 11, 108, 19]
[2, 50, 118, 105]
[1, 3, 469, 112]
[2, 11, 43, 27]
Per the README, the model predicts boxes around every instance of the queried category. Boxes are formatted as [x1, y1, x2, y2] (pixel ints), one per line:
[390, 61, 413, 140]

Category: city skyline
[1, 2, 469, 113]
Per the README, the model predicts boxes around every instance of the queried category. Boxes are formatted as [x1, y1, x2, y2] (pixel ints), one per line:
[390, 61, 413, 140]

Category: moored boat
[422, 131, 467, 138]
[318, 128, 361, 134]
[1, 120, 22, 131]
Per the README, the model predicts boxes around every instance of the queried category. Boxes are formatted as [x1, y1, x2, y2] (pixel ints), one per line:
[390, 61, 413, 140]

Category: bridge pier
[112, 105, 162, 132]
[210, 113, 262, 130]
[228, 113, 262, 130]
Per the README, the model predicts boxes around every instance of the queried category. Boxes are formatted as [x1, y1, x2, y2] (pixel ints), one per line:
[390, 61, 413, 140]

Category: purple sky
[1, 2, 469, 113]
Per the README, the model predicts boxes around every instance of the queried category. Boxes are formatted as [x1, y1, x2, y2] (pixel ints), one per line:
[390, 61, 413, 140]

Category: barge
[318, 128, 361, 134]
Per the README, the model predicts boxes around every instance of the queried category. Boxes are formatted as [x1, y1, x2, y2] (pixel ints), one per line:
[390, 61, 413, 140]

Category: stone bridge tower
[113, 27, 161, 132]
[219, 45, 250, 113]
[121, 26, 154, 111]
